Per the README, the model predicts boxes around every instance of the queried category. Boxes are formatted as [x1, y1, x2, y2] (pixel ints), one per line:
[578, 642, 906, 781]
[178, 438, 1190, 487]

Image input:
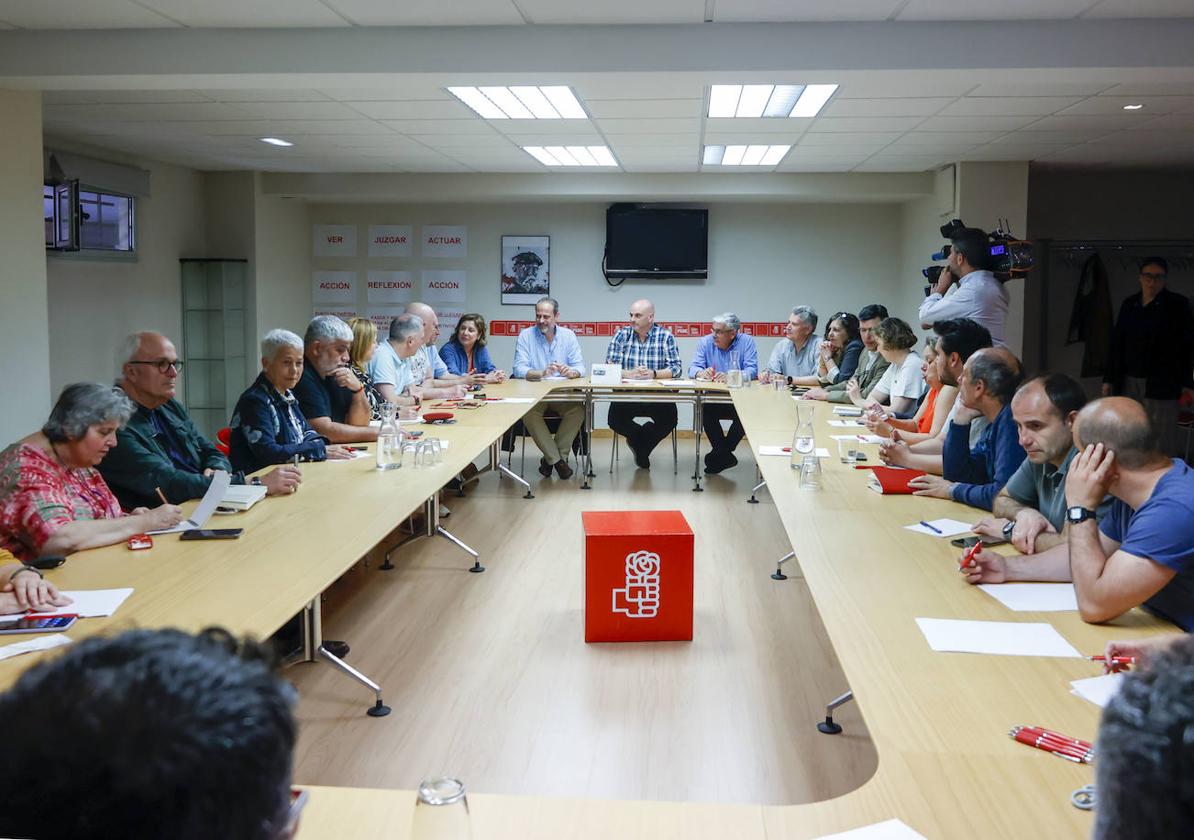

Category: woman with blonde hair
[348, 317, 385, 421]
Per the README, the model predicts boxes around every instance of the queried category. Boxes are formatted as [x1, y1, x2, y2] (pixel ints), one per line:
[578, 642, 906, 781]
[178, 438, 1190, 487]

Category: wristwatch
[1066, 506, 1097, 525]
[1002, 520, 1016, 540]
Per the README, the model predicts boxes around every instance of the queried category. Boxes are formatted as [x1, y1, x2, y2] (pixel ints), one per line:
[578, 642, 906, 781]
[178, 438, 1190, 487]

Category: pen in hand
[155, 486, 169, 506]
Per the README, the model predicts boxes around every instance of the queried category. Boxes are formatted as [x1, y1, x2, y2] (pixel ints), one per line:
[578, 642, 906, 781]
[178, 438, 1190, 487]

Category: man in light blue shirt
[761, 306, 820, 383]
[513, 297, 586, 479]
[367, 313, 423, 408]
[689, 312, 759, 474]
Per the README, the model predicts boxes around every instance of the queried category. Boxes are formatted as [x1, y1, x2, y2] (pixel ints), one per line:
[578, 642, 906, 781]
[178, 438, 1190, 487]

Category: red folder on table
[866, 465, 926, 494]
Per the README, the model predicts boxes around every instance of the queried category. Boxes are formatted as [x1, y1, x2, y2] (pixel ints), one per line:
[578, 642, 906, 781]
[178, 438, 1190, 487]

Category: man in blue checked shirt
[513, 297, 586, 479]
[689, 312, 759, 474]
[604, 299, 683, 469]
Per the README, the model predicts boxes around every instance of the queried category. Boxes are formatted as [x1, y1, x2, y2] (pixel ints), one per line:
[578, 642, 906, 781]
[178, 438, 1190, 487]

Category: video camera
[922, 218, 1033, 286]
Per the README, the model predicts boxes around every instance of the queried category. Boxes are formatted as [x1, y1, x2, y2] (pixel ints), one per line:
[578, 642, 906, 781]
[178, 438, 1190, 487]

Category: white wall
[45, 141, 206, 393]
[0, 90, 51, 445]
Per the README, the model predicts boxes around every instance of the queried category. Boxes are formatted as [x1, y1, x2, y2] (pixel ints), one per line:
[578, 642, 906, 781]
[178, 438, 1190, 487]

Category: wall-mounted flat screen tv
[604, 203, 708, 280]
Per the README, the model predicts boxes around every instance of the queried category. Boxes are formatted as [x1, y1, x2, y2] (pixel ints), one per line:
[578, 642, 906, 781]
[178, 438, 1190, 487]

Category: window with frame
[44, 183, 136, 253]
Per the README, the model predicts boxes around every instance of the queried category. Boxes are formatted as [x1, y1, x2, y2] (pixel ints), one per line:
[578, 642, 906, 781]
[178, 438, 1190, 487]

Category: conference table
[0, 379, 1176, 839]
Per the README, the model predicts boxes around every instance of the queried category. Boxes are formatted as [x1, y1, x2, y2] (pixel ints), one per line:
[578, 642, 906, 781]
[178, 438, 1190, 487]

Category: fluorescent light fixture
[447, 86, 507, 119]
[789, 84, 838, 117]
[450, 85, 588, 120]
[540, 86, 588, 119]
[479, 86, 534, 119]
[709, 83, 837, 118]
[510, 86, 561, 119]
[760, 145, 790, 165]
[709, 85, 741, 119]
[1122, 103, 1144, 110]
[721, 145, 747, 165]
[259, 137, 294, 147]
[736, 85, 774, 118]
[522, 145, 618, 167]
[702, 144, 790, 167]
[764, 85, 804, 117]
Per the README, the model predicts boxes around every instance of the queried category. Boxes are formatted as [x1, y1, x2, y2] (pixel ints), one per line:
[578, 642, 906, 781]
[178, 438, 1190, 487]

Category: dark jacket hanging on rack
[1065, 252, 1114, 378]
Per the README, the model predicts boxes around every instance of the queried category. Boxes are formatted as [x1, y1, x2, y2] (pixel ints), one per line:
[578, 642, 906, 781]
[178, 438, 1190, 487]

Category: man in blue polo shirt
[960, 397, 1194, 631]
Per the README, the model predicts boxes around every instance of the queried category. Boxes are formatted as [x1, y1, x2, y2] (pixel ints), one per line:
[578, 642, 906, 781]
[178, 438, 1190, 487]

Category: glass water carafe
[792, 401, 815, 465]
[375, 402, 404, 471]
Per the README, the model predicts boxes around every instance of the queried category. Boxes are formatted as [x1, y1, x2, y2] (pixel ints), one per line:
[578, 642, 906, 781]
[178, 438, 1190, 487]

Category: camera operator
[919, 226, 1010, 348]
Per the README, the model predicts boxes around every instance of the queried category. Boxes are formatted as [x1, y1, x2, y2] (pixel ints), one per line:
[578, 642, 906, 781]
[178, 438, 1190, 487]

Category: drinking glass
[411, 777, 471, 840]
[798, 455, 823, 490]
[837, 438, 859, 466]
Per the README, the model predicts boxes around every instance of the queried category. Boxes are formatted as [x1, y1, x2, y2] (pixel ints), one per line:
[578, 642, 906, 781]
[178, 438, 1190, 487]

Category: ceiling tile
[137, 1, 350, 26]
[42, 90, 215, 105]
[706, 117, 815, 134]
[993, 129, 1110, 144]
[967, 81, 1116, 97]
[1100, 81, 1194, 96]
[713, 0, 905, 22]
[318, 86, 452, 102]
[795, 132, 901, 149]
[1023, 114, 1154, 132]
[897, 0, 1095, 21]
[936, 96, 1084, 117]
[199, 119, 395, 135]
[571, 76, 703, 101]
[342, 100, 475, 120]
[854, 157, 946, 172]
[490, 119, 597, 135]
[1081, 0, 1194, 19]
[43, 102, 252, 122]
[0, 0, 176, 28]
[807, 116, 925, 132]
[1123, 113, 1194, 130]
[777, 161, 863, 172]
[821, 98, 954, 118]
[900, 130, 1006, 144]
[503, 133, 606, 146]
[624, 162, 699, 172]
[915, 114, 1042, 132]
[605, 134, 697, 147]
[783, 148, 875, 161]
[834, 77, 977, 98]
[199, 89, 332, 102]
[881, 140, 979, 155]
[959, 147, 1052, 161]
[322, 0, 525, 25]
[379, 119, 503, 135]
[594, 118, 702, 134]
[585, 99, 702, 119]
[1059, 95, 1194, 115]
[515, 0, 703, 23]
[225, 101, 367, 120]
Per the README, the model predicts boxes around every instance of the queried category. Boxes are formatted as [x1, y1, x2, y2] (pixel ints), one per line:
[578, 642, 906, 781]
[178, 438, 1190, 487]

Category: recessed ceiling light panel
[709, 83, 836, 118]
[702, 144, 791, 167]
[259, 137, 294, 147]
[522, 145, 618, 167]
[451, 86, 588, 120]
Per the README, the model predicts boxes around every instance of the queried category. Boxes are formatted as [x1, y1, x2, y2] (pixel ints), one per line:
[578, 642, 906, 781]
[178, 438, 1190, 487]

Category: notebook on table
[866, 466, 926, 494]
[220, 484, 268, 511]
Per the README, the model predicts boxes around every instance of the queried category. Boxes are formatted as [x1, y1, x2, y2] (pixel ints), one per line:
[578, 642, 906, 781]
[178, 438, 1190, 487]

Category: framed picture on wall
[501, 235, 550, 305]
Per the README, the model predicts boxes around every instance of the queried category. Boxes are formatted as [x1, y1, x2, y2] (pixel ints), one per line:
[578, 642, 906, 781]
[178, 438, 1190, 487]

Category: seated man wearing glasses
[98, 332, 300, 510]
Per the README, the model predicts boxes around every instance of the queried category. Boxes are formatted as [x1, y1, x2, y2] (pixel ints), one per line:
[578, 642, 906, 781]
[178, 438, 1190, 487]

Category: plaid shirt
[605, 324, 682, 377]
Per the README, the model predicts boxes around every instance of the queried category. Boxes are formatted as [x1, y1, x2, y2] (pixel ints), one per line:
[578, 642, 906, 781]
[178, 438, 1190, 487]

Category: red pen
[960, 540, 984, 570]
[24, 612, 79, 621]
[1088, 655, 1135, 665]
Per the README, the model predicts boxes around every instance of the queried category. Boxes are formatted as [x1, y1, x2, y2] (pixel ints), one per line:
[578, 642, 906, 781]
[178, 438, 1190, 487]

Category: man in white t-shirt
[368, 313, 424, 407]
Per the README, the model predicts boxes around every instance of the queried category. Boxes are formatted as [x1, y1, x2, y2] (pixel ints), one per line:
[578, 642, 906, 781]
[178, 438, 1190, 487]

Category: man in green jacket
[98, 332, 300, 510]
[803, 304, 891, 404]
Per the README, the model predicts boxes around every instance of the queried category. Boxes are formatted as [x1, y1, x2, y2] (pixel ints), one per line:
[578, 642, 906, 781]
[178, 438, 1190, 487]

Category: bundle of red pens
[1009, 725, 1094, 764]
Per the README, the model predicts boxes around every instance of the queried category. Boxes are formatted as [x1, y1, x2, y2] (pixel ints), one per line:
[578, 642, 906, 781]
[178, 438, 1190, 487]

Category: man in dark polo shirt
[292, 315, 377, 444]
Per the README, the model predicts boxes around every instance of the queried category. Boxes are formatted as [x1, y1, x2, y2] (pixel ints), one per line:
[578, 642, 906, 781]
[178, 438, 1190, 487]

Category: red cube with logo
[582, 510, 694, 643]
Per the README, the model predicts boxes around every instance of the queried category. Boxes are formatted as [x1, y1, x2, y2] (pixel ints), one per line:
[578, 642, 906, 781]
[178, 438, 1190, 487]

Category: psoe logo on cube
[612, 550, 661, 619]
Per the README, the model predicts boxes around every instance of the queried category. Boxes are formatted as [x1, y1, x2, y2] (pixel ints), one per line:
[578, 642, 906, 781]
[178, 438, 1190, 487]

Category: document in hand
[148, 470, 232, 534]
[813, 819, 928, 840]
[867, 466, 925, 494]
[0, 588, 133, 621]
[915, 617, 1082, 658]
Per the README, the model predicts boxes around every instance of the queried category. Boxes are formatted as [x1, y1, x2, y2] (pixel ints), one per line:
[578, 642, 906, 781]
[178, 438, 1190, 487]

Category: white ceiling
[6, 4, 1194, 174]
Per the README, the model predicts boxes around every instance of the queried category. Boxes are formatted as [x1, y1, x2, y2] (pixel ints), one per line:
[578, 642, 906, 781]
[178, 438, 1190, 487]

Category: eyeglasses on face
[1140, 271, 1167, 281]
[128, 359, 185, 373]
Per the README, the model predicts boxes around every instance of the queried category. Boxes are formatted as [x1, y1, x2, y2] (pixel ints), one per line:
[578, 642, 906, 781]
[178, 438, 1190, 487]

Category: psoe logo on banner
[612, 550, 661, 619]
[422, 225, 467, 258]
[367, 225, 413, 258]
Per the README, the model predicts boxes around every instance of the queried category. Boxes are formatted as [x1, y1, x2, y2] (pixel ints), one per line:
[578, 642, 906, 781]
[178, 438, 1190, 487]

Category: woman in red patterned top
[0, 383, 184, 561]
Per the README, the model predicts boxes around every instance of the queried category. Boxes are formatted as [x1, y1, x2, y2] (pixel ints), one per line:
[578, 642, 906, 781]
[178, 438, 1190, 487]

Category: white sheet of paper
[904, 518, 973, 537]
[543, 374, 568, 381]
[148, 470, 231, 534]
[757, 446, 831, 458]
[813, 819, 927, 840]
[660, 379, 697, 386]
[0, 588, 134, 622]
[1071, 673, 1125, 708]
[0, 634, 71, 662]
[978, 583, 1079, 612]
[497, 397, 537, 403]
[829, 419, 866, 428]
[327, 450, 370, 462]
[915, 617, 1082, 658]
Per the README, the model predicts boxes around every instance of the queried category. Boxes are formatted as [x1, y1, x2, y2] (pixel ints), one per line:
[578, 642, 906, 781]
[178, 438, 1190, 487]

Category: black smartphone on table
[180, 528, 244, 541]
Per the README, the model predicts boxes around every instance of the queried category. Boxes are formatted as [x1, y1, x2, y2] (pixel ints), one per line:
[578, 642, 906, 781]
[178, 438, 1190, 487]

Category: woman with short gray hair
[0, 383, 184, 561]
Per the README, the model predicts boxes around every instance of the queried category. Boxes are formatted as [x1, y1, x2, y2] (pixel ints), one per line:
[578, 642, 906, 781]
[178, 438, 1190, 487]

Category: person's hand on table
[630, 365, 651, 380]
[712, 371, 727, 384]
[563, 367, 581, 379]
[845, 379, 861, 401]
[262, 465, 303, 494]
[324, 446, 356, 461]
[759, 369, 771, 384]
[2, 567, 72, 613]
[1102, 636, 1177, 673]
[444, 384, 468, 400]
[958, 548, 1008, 584]
[909, 473, 954, 499]
[1066, 443, 1116, 509]
[802, 387, 827, 401]
[695, 367, 714, 382]
[140, 504, 184, 531]
[879, 430, 910, 466]
[398, 406, 419, 421]
[1010, 509, 1056, 554]
[203, 468, 216, 477]
[485, 369, 507, 383]
[972, 516, 1011, 542]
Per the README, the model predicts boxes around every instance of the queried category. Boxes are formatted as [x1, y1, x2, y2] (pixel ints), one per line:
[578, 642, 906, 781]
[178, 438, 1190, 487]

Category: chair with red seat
[215, 427, 231, 456]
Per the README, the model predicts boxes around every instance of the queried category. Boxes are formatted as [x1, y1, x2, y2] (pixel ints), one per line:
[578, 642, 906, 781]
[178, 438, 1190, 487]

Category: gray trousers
[1123, 377, 1180, 457]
